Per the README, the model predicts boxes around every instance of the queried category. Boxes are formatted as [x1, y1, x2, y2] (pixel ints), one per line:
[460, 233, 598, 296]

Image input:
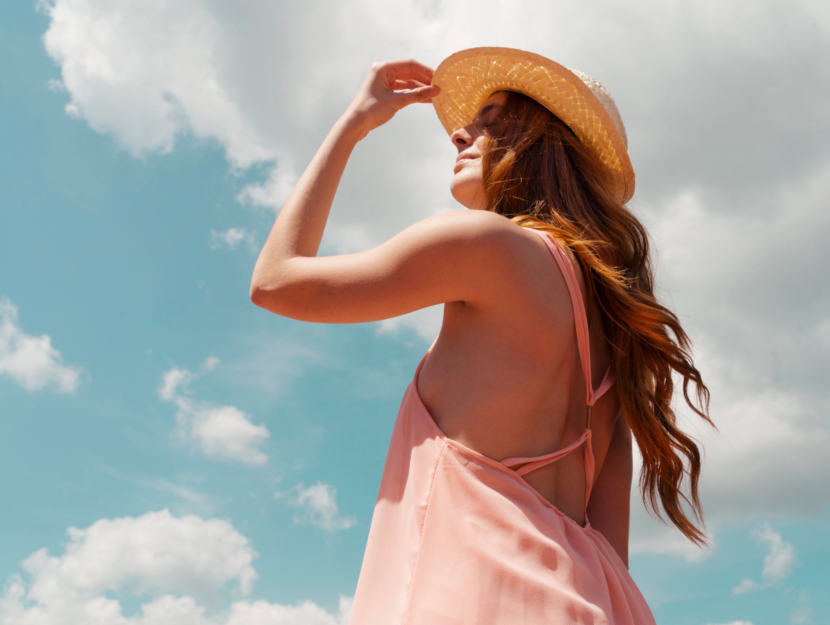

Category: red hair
[483, 91, 714, 545]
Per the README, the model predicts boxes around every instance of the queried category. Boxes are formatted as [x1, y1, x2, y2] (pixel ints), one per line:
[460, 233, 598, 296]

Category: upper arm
[250, 209, 519, 323]
[586, 412, 633, 568]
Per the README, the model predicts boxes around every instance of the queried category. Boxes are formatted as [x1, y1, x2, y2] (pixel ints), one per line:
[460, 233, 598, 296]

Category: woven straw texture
[432, 47, 635, 204]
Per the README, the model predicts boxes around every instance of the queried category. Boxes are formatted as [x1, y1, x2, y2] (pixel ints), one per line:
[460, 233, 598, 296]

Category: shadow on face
[449, 91, 509, 210]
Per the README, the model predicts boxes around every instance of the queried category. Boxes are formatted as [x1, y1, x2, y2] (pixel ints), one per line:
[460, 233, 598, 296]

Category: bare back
[417, 223, 622, 527]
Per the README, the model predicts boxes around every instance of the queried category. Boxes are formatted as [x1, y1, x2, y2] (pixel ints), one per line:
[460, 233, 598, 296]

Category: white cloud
[201, 356, 220, 372]
[374, 305, 443, 343]
[0, 297, 83, 393]
[732, 523, 797, 595]
[0, 510, 353, 625]
[159, 365, 193, 402]
[40, 0, 830, 221]
[629, 499, 716, 563]
[237, 160, 297, 213]
[277, 482, 356, 531]
[225, 596, 353, 625]
[38, 0, 274, 168]
[158, 359, 270, 465]
[630, 157, 830, 558]
[631, 376, 830, 560]
[210, 228, 254, 251]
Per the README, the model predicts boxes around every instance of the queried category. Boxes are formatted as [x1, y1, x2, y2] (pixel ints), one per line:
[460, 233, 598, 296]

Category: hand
[343, 59, 439, 140]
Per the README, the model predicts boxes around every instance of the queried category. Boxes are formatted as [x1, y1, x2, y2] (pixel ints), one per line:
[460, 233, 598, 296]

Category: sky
[0, 0, 828, 624]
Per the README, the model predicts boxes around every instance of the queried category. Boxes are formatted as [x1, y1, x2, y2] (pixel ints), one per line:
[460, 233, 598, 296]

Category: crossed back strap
[500, 229, 616, 515]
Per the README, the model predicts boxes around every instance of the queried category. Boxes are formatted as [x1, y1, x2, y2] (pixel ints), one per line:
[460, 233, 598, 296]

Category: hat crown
[566, 68, 628, 150]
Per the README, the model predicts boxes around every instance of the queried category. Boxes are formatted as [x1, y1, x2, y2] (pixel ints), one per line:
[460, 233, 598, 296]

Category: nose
[450, 124, 473, 150]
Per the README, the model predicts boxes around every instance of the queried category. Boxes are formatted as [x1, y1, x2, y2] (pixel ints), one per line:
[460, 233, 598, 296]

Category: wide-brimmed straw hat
[431, 47, 635, 204]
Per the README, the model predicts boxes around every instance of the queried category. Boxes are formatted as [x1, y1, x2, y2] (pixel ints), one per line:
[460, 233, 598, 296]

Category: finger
[393, 79, 428, 91]
[381, 58, 434, 84]
[393, 84, 440, 109]
[393, 80, 418, 89]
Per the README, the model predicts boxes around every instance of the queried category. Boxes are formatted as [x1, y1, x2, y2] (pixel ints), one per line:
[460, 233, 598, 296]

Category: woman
[251, 48, 712, 624]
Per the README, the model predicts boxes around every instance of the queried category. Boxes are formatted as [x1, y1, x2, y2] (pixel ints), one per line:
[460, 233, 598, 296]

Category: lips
[455, 153, 479, 164]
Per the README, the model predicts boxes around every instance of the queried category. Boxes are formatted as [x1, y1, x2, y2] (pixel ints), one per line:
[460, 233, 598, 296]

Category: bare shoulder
[407, 209, 538, 269]
[408, 208, 525, 245]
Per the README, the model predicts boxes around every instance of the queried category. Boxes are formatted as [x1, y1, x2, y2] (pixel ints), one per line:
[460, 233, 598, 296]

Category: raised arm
[250, 59, 517, 322]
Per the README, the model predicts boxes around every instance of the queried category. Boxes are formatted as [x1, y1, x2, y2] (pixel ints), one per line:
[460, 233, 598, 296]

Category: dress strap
[500, 429, 596, 518]
[529, 229, 615, 420]
[502, 429, 590, 476]
[525, 229, 612, 513]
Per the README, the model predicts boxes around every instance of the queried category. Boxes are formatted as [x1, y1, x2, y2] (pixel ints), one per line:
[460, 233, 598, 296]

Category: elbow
[249, 283, 266, 308]
[250, 259, 296, 311]
[249, 280, 307, 318]
[249, 272, 264, 307]
[249, 280, 280, 311]
[249, 261, 285, 309]
[249, 268, 277, 309]
[250, 258, 313, 317]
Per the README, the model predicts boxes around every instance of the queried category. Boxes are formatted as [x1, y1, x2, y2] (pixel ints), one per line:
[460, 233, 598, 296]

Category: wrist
[337, 108, 372, 142]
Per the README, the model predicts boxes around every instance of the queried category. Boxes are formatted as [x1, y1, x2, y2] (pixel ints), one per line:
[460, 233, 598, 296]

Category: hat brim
[431, 47, 635, 204]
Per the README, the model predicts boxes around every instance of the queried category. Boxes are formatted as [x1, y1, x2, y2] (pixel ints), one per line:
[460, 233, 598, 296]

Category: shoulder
[380, 210, 544, 302]
[410, 207, 514, 235]
[404, 210, 568, 300]
[406, 209, 535, 260]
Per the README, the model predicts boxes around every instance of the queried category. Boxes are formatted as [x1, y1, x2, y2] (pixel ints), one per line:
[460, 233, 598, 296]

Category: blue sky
[1, 1, 828, 624]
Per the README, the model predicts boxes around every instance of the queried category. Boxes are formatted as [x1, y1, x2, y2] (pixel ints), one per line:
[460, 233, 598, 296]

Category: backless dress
[348, 229, 657, 624]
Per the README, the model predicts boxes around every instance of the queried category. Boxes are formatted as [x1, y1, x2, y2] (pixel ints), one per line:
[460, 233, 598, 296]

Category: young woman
[251, 47, 712, 624]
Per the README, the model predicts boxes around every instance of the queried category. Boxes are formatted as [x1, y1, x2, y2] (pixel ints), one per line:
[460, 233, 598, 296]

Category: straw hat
[431, 47, 635, 204]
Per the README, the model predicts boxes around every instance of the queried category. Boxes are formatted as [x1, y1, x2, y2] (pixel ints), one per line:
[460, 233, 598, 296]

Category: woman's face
[449, 91, 508, 211]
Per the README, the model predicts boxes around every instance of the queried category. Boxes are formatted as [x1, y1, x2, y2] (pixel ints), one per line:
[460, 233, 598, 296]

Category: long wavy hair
[482, 91, 714, 545]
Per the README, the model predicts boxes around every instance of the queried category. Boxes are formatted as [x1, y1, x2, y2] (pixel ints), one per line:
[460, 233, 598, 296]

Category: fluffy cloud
[236, 160, 297, 214]
[0, 510, 352, 625]
[38, 0, 275, 167]
[732, 523, 797, 595]
[224, 597, 352, 625]
[277, 482, 356, 531]
[630, 155, 830, 558]
[0, 297, 82, 393]
[159, 359, 270, 465]
[39, 0, 830, 235]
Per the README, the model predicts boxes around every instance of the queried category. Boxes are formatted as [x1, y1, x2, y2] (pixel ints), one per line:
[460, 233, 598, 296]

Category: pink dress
[349, 229, 657, 624]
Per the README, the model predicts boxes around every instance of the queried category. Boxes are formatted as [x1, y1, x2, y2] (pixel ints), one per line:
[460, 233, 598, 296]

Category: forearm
[250, 112, 365, 292]
[250, 59, 437, 305]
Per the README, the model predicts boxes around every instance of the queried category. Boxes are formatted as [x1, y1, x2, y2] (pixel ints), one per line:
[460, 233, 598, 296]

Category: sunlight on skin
[448, 91, 508, 211]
